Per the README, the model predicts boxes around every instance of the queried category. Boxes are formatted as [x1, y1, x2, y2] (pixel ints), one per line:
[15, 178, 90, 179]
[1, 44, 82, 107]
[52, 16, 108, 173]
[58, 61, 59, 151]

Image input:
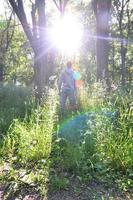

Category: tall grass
[0, 83, 132, 198]
[2, 89, 57, 162]
[1, 89, 57, 198]
[96, 89, 133, 172]
[0, 84, 34, 134]
[77, 82, 107, 112]
[53, 84, 133, 188]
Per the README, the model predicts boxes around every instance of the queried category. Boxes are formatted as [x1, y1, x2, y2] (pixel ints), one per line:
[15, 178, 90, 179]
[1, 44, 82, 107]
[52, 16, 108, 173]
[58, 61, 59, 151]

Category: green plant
[51, 176, 69, 190]
[1, 84, 133, 198]
[0, 90, 58, 199]
[0, 84, 34, 134]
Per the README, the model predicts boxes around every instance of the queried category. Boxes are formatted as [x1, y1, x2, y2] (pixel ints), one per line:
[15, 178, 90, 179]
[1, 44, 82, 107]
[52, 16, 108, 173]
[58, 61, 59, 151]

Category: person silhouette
[58, 61, 77, 115]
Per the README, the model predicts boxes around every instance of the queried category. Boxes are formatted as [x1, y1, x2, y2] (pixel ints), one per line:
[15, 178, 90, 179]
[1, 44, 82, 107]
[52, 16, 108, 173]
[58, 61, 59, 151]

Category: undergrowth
[0, 88, 57, 198]
[0, 84, 34, 134]
[0, 83, 132, 199]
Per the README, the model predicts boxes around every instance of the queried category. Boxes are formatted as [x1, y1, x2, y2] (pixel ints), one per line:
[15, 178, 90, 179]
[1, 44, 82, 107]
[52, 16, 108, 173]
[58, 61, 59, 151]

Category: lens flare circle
[73, 71, 81, 80]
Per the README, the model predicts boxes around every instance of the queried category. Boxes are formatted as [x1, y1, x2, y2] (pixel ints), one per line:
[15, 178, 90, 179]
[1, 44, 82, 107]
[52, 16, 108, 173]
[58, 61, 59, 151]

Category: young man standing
[58, 61, 77, 115]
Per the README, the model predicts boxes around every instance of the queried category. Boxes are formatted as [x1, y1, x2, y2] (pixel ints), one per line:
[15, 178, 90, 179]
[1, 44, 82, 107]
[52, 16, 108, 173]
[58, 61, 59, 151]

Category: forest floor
[0, 179, 132, 200]
[0, 165, 133, 200]
[46, 179, 133, 200]
[0, 147, 133, 200]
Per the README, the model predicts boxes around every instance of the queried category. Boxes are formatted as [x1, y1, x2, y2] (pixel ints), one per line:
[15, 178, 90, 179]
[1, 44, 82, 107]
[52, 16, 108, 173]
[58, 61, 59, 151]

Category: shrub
[0, 84, 34, 134]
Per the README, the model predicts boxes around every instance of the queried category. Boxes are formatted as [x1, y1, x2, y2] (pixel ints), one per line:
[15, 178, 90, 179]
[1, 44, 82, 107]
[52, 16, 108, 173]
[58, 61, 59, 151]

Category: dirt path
[0, 164, 132, 200]
[0, 180, 132, 200]
[46, 180, 133, 200]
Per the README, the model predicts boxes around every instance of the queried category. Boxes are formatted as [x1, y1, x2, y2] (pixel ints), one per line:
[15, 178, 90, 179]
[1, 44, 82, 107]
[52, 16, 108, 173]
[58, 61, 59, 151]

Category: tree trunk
[112, 42, 115, 81]
[92, 0, 111, 87]
[96, 32, 109, 82]
[0, 64, 4, 82]
[34, 51, 47, 100]
[121, 40, 126, 86]
[9, 0, 49, 101]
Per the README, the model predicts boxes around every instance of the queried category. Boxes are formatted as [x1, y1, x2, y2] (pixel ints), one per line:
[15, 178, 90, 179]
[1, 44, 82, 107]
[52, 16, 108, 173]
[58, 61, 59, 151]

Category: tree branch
[62, 0, 69, 13]
[5, 13, 15, 51]
[9, 0, 36, 51]
[53, 0, 60, 11]
[37, 0, 46, 43]
[123, 0, 130, 8]
[91, 0, 98, 16]
[31, 2, 37, 40]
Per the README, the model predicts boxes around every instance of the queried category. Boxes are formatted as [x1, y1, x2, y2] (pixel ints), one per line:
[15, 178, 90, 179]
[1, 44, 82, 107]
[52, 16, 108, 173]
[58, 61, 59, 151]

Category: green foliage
[0, 19, 7, 30]
[52, 85, 133, 190]
[2, 91, 57, 165]
[94, 89, 133, 173]
[51, 138, 83, 172]
[50, 176, 69, 190]
[5, 26, 34, 85]
[0, 89, 57, 198]
[0, 0, 133, 197]
[77, 82, 106, 112]
[0, 84, 34, 134]
[0, 84, 133, 198]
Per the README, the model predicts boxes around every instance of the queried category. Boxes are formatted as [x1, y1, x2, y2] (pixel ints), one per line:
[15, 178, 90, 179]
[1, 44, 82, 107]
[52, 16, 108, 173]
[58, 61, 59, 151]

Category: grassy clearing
[0, 83, 133, 199]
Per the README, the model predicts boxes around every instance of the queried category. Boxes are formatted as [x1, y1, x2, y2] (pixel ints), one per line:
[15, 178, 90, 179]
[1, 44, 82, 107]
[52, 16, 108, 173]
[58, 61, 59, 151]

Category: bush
[2, 90, 57, 165]
[0, 84, 34, 134]
[0, 90, 58, 198]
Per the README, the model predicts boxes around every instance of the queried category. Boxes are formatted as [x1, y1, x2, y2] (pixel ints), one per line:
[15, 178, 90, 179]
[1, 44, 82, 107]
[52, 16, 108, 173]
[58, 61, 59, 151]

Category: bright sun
[50, 14, 83, 55]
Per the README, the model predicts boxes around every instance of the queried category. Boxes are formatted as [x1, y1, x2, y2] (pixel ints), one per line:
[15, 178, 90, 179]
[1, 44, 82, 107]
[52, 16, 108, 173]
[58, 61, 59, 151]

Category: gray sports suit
[58, 67, 76, 113]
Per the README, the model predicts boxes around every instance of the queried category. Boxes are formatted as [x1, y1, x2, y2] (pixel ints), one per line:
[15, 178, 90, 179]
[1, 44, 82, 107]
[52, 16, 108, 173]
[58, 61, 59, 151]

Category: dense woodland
[0, 0, 133, 199]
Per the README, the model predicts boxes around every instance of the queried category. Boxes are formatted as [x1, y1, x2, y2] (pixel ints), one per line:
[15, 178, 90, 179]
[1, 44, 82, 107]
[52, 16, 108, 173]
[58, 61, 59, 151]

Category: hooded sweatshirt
[58, 67, 76, 91]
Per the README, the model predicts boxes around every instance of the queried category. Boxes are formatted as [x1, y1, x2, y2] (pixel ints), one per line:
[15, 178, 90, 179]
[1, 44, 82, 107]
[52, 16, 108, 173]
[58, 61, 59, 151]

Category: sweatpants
[60, 88, 76, 114]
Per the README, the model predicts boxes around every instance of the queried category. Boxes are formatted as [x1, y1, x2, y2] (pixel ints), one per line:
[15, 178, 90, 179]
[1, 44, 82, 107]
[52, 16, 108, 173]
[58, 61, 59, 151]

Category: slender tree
[53, 0, 69, 15]
[8, 0, 50, 100]
[113, 0, 133, 86]
[92, 0, 111, 86]
[0, 13, 14, 82]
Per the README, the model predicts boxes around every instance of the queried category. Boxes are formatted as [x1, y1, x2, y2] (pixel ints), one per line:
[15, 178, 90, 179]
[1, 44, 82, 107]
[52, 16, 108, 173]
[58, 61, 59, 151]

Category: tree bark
[0, 13, 14, 82]
[121, 40, 126, 86]
[34, 51, 47, 100]
[92, 0, 111, 86]
[0, 64, 4, 82]
[113, 0, 132, 87]
[112, 42, 115, 80]
[53, 0, 69, 15]
[9, 0, 49, 101]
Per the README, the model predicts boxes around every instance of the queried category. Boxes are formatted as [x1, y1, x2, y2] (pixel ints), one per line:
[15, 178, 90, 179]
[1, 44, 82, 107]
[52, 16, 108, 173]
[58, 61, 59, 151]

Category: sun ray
[49, 14, 83, 55]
